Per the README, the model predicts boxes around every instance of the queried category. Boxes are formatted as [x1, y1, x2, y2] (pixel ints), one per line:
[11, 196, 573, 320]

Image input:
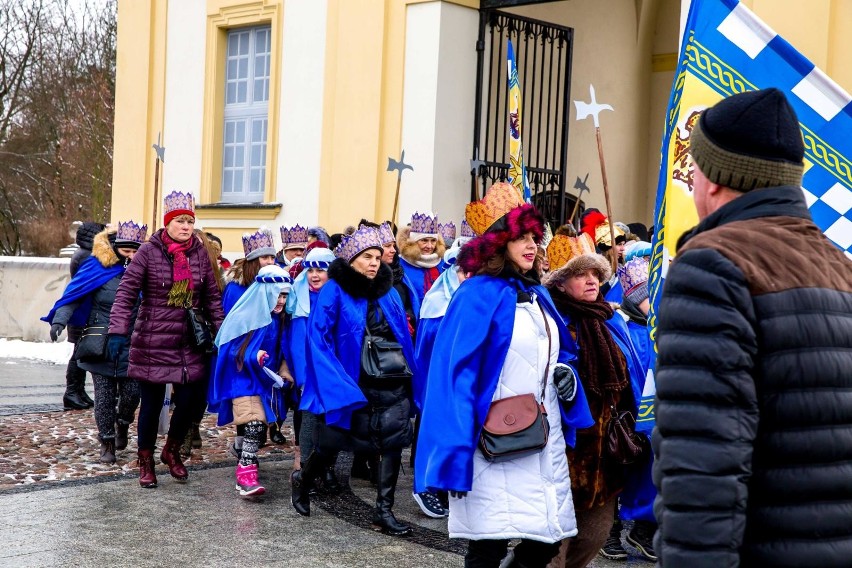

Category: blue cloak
[399, 258, 443, 307]
[222, 281, 248, 314]
[414, 275, 594, 494]
[398, 270, 421, 324]
[303, 281, 418, 429]
[42, 255, 124, 327]
[208, 317, 289, 426]
[602, 314, 655, 523]
[288, 291, 317, 391]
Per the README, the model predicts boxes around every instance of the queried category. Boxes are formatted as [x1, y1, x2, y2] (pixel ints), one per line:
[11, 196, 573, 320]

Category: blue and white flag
[641, 0, 852, 433]
[506, 40, 532, 202]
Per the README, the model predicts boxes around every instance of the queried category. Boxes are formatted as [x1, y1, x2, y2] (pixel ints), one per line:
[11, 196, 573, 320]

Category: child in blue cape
[209, 264, 293, 497]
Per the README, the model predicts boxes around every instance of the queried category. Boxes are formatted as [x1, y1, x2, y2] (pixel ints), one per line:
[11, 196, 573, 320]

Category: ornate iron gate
[471, 10, 576, 227]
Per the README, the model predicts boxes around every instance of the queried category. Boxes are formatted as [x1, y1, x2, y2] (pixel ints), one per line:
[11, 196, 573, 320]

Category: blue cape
[603, 314, 655, 522]
[42, 255, 123, 327]
[414, 275, 594, 494]
[399, 270, 421, 323]
[208, 317, 290, 426]
[222, 281, 248, 314]
[303, 280, 418, 429]
[399, 258, 443, 307]
[288, 291, 318, 391]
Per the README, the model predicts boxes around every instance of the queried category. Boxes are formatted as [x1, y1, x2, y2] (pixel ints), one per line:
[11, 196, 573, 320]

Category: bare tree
[0, 0, 116, 256]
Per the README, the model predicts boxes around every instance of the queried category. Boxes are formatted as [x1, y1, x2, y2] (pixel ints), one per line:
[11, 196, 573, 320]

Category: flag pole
[151, 133, 165, 231]
[594, 128, 617, 275]
[387, 150, 413, 226]
[573, 84, 615, 272]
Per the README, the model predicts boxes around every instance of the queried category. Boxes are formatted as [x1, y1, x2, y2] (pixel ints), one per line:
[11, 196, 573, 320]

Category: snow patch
[0, 338, 74, 364]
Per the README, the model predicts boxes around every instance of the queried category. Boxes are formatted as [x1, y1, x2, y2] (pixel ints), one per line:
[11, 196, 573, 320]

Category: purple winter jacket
[109, 229, 225, 385]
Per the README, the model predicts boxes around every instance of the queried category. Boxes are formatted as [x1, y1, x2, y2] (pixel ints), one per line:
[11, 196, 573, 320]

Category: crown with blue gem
[163, 191, 195, 225]
[115, 220, 148, 246]
[280, 224, 308, 250]
[409, 211, 439, 241]
[438, 221, 456, 244]
[334, 225, 384, 263]
[377, 222, 395, 245]
[242, 226, 276, 261]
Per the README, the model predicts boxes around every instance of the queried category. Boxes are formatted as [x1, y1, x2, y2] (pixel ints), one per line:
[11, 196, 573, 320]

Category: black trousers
[137, 380, 208, 450]
[465, 538, 561, 568]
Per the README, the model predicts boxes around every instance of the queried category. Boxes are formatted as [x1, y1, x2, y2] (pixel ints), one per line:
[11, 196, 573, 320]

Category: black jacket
[55, 230, 138, 377]
[652, 186, 852, 567]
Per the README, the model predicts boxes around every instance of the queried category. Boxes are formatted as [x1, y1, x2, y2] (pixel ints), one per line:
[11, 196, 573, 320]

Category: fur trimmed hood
[328, 257, 393, 300]
[396, 225, 446, 267]
[458, 203, 544, 275]
[542, 253, 612, 289]
[91, 228, 120, 268]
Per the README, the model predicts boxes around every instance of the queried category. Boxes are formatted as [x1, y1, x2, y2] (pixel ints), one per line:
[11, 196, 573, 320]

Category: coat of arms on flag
[641, 0, 852, 432]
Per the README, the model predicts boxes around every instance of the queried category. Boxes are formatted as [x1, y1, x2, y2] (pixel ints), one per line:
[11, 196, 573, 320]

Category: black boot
[269, 421, 287, 444]
[290, 451, 327, 517]
[115, 421, 130, 451]
[78, 381, 94, 407]
[371, 454, 412, 537]
[321, 464, 343, 495]
[63, 360, 90, 410]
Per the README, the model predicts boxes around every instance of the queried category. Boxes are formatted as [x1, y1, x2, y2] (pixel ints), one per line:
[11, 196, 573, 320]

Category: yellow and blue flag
[507, 40, 531, 202]
[642, 0, 852, 433]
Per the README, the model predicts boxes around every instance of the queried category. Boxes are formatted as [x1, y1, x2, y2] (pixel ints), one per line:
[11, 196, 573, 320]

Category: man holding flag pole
[651, 1, 852, 566]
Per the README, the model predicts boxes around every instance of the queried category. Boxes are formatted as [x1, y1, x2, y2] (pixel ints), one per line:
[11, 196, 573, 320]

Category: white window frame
[221, 25, 271, 203]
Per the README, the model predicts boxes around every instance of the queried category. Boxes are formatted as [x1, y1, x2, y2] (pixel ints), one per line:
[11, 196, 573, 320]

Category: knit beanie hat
[689, 88, 804, 192]
[617, 258, 649, 305]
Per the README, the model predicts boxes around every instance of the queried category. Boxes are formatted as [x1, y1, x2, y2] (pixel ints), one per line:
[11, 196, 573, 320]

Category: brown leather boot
[138, 449, 158, 488]
[160, 437, 188, 482]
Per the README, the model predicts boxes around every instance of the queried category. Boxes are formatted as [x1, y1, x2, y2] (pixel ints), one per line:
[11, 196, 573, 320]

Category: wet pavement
[0, 357, 646, 567]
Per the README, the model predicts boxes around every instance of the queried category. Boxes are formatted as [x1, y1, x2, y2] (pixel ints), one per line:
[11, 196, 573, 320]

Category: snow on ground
[0, 339, 74, 364]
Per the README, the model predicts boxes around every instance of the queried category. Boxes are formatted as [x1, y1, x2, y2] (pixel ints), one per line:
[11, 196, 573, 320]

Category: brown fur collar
[396, 225, 446, 266]
[91, 228, 120, 268]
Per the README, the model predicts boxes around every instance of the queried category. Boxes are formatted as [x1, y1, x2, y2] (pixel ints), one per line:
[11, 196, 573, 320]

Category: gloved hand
[553, 363, 577, 403]
[450, 491, 468, 499]
[106, 334, 128, 362]
[49, 323, 65, 342]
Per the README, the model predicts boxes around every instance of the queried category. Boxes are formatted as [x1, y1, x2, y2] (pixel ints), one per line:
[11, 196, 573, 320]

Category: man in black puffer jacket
[653, 89, 852, 567]
[61, 221, 105, 409]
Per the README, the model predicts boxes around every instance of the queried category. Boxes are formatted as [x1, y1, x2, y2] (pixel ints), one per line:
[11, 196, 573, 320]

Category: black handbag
[478, 303, 551, 463]
[76, 325, 109, 361]
[186, 307, 214, 354]
[360, 306, 412, 380]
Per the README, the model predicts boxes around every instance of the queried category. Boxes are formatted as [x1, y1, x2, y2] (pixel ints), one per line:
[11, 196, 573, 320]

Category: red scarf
[162, 231, 195, 306]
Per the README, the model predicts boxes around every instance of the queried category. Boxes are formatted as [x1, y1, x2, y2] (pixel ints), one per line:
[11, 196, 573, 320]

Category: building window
[221, 26, 271, 202]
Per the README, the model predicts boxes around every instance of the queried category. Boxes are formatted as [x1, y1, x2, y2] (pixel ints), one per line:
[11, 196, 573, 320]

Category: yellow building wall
[111, 0, 852, 240]
[110, 0, 168, 230]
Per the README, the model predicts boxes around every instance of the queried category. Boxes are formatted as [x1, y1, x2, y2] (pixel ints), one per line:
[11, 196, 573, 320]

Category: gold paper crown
[546, 233, 596, 271]
[594, 221, 625, 246]
[465, 181, 525, 236]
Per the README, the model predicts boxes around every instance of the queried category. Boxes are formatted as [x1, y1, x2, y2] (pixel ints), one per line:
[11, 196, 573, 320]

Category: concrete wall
[0, 257, 71, 342]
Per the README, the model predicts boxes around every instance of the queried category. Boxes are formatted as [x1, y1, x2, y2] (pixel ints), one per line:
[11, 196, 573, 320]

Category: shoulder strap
[538, 302, 551, 403]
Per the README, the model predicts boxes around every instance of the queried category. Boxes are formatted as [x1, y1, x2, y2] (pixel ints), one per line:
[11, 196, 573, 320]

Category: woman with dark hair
[108, 191, 225, 488]
[415, 183, 592, 568]
[290, 225, 417, 537]
[44, 222, 147, 463]
[541, 233, 646, 568]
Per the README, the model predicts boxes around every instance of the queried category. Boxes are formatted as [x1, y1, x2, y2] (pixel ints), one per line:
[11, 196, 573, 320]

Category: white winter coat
[448, 298, 577, 543]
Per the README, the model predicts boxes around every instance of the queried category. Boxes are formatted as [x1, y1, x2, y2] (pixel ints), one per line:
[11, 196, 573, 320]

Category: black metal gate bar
[471, 9, 577, 228]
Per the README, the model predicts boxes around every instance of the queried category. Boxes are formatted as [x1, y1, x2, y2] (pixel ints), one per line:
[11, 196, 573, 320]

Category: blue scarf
[42, 256, 123, 327]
